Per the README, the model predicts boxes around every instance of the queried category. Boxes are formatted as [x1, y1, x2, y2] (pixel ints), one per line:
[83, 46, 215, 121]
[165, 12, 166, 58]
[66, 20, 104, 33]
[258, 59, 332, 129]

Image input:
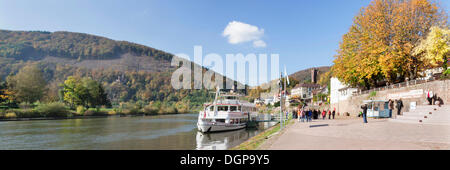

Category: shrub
[4, 112, 17, 119]
[368, 91, 377, 99]
[76, 106, 86, 115]
[142, 104, 159, 115]
[12, 109, 40, 118]
[35, 102, 69, 117]
[84, 110, 108, 116]
[107, 110, 117, 115]
[441, 69, 450, 79]
[159, 106, 177, 114]
[121, 102, 143, 115]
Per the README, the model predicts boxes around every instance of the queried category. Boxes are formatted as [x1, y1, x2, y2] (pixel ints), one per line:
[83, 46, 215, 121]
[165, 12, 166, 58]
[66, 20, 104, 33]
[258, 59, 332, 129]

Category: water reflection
[0, 114, 276, 150]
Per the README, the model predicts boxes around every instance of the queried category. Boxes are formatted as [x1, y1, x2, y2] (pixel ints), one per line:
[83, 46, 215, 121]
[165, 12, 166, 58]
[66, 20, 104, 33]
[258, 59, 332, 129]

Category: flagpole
[279, 71, 283, 130]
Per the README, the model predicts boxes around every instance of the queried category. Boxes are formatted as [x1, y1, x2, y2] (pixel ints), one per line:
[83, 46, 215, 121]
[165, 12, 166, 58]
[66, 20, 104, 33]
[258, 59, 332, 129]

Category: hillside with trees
[0, 30, 241, 118]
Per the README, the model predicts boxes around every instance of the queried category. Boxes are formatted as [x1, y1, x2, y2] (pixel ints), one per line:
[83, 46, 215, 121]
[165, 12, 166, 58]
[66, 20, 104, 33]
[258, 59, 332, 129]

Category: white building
[291, 83, 321, 100]
[264, 97, 274, 105]
[330, 77, 358, 104]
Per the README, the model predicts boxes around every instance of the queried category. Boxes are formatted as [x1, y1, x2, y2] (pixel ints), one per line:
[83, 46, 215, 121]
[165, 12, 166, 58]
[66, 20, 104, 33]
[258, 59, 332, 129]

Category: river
[0, 113, 277, 150]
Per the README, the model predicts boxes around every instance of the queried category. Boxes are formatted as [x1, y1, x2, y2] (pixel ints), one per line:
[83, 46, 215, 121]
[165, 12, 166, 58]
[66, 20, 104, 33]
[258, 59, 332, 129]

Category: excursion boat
[197, 89, 258, 133]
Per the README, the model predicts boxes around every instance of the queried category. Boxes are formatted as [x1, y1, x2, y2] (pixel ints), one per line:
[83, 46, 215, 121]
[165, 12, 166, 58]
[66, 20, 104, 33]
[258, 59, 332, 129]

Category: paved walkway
[261, 118, 450, 150]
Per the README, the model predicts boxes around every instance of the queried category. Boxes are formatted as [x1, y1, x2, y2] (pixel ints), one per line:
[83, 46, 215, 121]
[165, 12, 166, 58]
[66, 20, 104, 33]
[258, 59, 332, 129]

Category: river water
[0, 113, 276, 150]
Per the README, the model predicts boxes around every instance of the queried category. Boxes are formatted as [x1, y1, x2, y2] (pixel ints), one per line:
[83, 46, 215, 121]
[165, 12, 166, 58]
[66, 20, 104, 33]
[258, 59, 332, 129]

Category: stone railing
[354, 77, 438, 96]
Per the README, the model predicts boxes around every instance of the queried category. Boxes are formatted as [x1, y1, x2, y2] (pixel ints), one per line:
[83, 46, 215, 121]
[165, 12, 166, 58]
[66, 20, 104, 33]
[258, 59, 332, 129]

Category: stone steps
[390, 105, 450, 125]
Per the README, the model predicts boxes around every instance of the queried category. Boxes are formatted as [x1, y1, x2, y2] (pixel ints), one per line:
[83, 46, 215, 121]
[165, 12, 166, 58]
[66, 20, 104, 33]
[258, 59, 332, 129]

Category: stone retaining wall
[331, 79, 450, 117]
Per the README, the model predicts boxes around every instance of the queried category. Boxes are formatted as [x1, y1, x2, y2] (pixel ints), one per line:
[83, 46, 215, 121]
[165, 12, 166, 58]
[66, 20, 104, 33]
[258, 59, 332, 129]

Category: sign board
[410, 102, 416, 110]
[387, 89, 423, 100]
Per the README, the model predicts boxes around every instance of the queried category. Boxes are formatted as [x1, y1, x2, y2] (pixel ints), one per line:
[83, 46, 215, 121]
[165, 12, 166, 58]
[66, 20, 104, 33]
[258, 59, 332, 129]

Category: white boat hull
[197, 122, 246, 133]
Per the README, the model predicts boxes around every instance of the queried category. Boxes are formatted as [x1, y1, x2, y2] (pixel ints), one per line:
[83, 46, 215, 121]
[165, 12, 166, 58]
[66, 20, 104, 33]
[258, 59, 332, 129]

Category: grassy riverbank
[232, 118, 295, 150]
[0, 103, 197, 121]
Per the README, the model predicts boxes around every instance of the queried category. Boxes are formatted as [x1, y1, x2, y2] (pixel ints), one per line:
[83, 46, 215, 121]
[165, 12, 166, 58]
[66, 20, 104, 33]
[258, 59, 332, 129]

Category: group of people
[388, 99, 404, 118]
[294, 106, 337, 123]
[426, 90, 444, 107]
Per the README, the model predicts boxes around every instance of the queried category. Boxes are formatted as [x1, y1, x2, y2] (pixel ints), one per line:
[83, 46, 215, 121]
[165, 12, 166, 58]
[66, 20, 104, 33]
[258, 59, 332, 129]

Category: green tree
[8, 63, 47, 104]
[61, 76, 110, 109]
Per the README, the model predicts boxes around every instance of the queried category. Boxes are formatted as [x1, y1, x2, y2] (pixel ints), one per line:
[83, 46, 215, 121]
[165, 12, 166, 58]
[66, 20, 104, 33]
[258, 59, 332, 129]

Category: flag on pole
[284, 66, 290, 85]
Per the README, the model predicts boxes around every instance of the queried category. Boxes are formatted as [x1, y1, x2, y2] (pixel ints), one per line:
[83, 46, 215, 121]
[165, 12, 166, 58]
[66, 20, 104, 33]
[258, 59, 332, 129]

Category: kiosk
[363, 100, 390, 118]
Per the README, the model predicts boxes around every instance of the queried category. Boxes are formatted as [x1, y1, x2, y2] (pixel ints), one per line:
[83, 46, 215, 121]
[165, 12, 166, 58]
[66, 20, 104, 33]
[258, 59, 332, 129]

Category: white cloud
[253, 40, 267, 48]
[222, 21, 266, 48]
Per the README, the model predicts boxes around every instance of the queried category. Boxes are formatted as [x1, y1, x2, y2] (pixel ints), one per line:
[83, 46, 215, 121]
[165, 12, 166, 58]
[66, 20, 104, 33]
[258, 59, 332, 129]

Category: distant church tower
[311, 68, 318, 84]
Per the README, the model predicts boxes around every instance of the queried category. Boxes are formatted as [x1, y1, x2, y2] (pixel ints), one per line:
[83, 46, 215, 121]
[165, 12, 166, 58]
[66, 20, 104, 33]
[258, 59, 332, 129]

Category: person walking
[332, 108, 336, 119]
[308, 110, 313, 122]
[300, 108, 305, 122]
[396, 99, 404, 115]
[328, 109, 331, 119]
[322, 110, 326, 120]
[432, 93, 437, 105]
[361, 104, 368, 123]
[427, 90, 433, 105]
[388, 99, 394, 118]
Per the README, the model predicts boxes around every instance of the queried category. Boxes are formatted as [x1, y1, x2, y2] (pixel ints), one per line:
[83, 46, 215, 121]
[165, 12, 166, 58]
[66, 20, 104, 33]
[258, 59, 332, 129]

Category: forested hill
[0, 30, 173, 61]
[0, 30, 241, 112]
[289, 66, 331, 83]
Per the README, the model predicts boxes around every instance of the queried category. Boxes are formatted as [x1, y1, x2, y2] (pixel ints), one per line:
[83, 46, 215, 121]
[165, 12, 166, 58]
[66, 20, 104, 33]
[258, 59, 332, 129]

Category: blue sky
[0, 0, 449, 85]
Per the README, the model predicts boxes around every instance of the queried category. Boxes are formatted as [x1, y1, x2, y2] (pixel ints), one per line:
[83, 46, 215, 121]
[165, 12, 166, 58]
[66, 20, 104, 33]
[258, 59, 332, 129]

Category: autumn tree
[0, 78, 15, 106]
[413, 26, 450, 70]
[332, 0, 448, 89]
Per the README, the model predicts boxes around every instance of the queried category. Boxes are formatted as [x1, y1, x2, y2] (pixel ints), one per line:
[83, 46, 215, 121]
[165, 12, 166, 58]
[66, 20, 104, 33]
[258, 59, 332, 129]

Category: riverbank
[231, 118, 295, 150]
[0, 109, 196, 122]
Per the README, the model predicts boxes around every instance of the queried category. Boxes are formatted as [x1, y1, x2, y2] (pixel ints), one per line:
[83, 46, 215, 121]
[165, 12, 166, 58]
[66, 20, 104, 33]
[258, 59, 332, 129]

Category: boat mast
[213, 86, 220, 117]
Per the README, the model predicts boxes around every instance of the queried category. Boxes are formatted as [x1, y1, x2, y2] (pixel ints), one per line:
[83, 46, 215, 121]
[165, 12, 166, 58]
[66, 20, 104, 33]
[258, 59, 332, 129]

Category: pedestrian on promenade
[302, 109, 306, 122]
[388, 99, 394, 118]
[427, 90, 433, 105]
[297, 107, 303, 122]
[313, 109, 318, 119]
[396, 99, 404, 115]
[432, 93, 437, 105]
[332, 108, 336, 119]
[322, 110, 326, 120]
[304, 109, 309, 122]
[436, 97, 443, 107]
[308, 110, 313, 122]
[328, 109, 331, 119]
[361, 104, 368, 123]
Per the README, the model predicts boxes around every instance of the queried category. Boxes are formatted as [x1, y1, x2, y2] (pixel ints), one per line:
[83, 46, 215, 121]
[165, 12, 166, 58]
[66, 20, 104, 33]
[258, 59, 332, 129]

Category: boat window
[216, 119, 225, 123]
[209, 106, 214, 111]
[226, 96, 236, 100]
[218, 106, 228, 111]
[230, 106, 237, 111]
[238, 106, 241, 111]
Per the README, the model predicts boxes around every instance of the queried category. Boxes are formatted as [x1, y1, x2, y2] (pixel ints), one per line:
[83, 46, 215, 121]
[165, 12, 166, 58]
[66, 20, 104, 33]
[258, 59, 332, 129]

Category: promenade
[260, 117, 450, 150]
